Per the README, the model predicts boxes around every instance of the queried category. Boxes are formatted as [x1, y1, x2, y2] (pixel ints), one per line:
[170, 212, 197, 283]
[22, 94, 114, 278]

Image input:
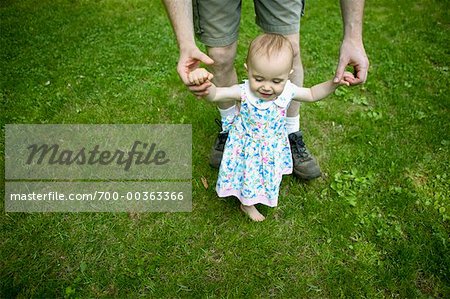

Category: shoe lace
[291, 134, 309, 159]
[215, 118, 222, 129]
[215, 119, 228, 151]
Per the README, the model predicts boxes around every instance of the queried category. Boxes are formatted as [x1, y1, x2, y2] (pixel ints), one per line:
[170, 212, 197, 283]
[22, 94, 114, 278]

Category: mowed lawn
[1, 0, 449, 297]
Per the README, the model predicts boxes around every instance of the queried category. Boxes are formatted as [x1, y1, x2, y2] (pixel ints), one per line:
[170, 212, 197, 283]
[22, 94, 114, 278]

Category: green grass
[1, 0, 449, 297]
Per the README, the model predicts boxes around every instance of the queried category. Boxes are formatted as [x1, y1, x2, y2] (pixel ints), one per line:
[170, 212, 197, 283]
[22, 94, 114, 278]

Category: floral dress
[216, 80, 296, 207]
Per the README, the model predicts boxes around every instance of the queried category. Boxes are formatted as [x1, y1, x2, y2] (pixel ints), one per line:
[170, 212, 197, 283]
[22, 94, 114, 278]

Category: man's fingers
[188, 81, 211, 92]
[194, 91, 209, 98]
[193, 89, 210, 97]
[344, 67, 367, 85]
[197, 52, 214, 66]
[334, 61, 347, 83]
[354, 66, 368, 84]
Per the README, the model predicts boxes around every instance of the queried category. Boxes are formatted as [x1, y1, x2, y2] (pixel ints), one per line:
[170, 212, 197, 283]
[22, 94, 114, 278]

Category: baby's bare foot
[240, 204, 265, 222]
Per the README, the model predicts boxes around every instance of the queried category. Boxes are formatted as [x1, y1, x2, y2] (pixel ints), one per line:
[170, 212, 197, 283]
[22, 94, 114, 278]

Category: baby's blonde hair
[246, 33, 294, 67]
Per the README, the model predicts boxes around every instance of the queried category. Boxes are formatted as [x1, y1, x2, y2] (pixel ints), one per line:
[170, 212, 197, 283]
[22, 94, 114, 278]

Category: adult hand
[177, 47, 214, 97]
[333, 38, 369, 85]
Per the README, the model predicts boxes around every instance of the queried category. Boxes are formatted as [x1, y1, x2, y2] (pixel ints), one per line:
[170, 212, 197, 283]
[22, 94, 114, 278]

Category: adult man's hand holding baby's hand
[188, 68, 213, 85]
[188, 68, 214, 99]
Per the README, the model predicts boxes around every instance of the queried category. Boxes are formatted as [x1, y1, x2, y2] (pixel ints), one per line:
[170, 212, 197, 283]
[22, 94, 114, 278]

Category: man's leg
[192, 0, 241, 168]
[253, 0, 321, 180]
[207, 42, 239, 168]
[284, 34, 321, 180]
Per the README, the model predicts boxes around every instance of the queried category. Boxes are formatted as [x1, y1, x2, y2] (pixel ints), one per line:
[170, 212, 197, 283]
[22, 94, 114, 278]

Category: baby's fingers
[339, 71, 353, 86]
[197, 70, 211, 84]
[193, 74, 205, 86]
[188, 73, 198, 85]
[193, 75, 202, 86]
[188, 68, 213, 86]
[197, 75, 206, 85]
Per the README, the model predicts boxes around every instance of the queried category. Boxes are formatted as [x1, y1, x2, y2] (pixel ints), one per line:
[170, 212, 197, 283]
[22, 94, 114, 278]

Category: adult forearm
[162, 0, 196, 50]
[340, 0, 365, 42]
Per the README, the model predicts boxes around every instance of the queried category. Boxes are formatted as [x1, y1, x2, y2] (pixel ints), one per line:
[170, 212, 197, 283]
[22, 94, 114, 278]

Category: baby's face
[246, 50, 293, 101]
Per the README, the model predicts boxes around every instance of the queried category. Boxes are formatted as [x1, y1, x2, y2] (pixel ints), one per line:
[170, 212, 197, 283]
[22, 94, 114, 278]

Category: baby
[189, 33, 351, 221]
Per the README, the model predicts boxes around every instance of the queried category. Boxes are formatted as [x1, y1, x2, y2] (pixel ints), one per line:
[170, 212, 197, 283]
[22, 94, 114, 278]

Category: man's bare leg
[207, 42, 239, 168]
[284, 33, 321, 180]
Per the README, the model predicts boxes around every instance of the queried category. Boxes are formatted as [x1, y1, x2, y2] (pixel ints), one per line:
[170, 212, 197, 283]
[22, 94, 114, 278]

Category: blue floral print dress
[216, 80, 296, 207]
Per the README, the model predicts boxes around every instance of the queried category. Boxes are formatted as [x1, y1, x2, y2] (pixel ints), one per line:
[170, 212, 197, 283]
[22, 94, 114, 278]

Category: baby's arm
[188, 68, 241, 103]
[206, 84, 241, 103]
[293, 72, 352, 102]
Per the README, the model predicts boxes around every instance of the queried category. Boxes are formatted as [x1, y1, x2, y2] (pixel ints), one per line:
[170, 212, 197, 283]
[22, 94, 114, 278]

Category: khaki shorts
[193, 0, 305, 47]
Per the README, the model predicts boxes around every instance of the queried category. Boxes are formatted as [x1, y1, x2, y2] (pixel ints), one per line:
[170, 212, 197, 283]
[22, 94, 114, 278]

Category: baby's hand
[337, 71, 355, 86]
[188, 68, 214, 86]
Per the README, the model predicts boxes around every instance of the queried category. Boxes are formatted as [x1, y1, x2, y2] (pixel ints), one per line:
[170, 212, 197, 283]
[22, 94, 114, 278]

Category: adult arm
[162, 0, 214, 95]
[333, 0, 369, 85]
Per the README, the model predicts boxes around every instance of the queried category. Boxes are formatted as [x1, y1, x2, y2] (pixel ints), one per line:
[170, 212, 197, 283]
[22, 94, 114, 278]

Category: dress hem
[216, 168, 292, 207]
